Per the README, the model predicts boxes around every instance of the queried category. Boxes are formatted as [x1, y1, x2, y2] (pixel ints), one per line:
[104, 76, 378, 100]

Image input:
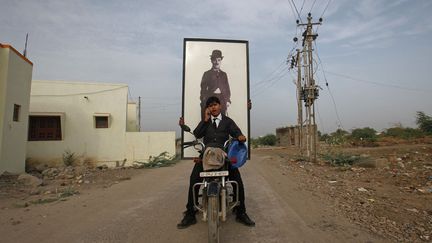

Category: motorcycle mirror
[180, 124, 191, 132]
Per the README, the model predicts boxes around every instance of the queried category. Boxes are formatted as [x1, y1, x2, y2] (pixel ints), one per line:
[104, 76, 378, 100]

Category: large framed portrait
[181, 38, 250, 159]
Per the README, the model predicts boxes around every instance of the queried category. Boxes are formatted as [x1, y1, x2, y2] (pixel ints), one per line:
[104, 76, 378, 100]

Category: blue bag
[227, 140, 248, 169]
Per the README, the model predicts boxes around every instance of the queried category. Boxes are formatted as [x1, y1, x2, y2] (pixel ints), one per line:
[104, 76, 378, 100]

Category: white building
[27, 80, 175, 167]
[0, 44, 33, 174]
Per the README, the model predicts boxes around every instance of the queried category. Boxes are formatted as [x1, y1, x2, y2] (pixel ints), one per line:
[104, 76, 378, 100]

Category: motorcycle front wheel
[207, 196, 220, 243]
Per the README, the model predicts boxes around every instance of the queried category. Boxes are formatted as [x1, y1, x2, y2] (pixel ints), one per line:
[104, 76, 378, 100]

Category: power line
[299, 0, 306, 16]
[309, 0, 317, 14]
[291, 0, 303, 23]
[288, 0, 303, 23]
[326, 85, 344, 130]
[325, 71, 432, 93]
[31, 85, 128, 97]
[252, 68, 290, 98]
[252, 69, 289, 97]
[320, 0, 332, 18]
[286, 0, 299, 23]
[252, 60, 286, 87]
[313, 41, 344, 129]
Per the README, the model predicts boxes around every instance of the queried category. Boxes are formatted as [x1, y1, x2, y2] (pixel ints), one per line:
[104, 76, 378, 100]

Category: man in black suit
[177, 96, 255, 229]
[200, 50, 231, 119]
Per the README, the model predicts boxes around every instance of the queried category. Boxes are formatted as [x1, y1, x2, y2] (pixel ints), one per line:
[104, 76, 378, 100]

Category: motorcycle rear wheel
[207, 196, 219, 243]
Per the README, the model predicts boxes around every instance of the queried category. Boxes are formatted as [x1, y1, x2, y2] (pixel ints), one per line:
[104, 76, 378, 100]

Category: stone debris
[17, 173, 43, 187]
[357, 187, 368, 192]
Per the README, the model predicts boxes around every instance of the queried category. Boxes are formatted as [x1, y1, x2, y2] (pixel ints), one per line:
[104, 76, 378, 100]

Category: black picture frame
[181, 38, 250, 159]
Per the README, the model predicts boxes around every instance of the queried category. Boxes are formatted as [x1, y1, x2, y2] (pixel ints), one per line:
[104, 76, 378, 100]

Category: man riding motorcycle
[177, 96, 255, 229]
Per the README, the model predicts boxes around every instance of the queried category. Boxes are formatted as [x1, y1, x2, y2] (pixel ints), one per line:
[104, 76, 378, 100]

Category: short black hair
[205, 96, 220, 107]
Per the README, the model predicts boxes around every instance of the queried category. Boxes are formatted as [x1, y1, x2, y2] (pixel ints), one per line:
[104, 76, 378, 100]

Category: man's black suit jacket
[193, 114, 243, 148]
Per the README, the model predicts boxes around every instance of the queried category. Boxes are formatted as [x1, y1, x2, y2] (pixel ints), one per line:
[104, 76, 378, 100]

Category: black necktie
[213, 118, 217, 128]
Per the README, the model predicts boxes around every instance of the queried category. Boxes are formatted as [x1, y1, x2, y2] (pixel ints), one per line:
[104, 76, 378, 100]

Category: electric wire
[299, 0, 306, 16]
[315, 101, 326, 134]
[289, 0, 303, 23]
[252, 67, 290, 98]
[286, 0, 300, 24]
[31, 85, 128, 97]
[309, 0, 317, 14]
[325, 71, 432, 93]
[313, 41, 344, 129]
[252, 66, 289, 95]
[252, 60, 287, 89]
[320, 0, 332, 19]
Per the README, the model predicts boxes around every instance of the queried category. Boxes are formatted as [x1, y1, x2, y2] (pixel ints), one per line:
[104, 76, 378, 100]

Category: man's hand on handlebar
[238, 135, 246, 143]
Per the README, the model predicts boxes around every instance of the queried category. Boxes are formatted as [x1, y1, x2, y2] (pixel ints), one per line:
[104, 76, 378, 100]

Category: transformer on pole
[296, 13, 322, 162]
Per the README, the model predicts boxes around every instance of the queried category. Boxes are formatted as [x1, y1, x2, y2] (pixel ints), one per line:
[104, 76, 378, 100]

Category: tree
[351, 127, 377, 142]
[416, 111, 432, 135]
[251, 134, 277, 146]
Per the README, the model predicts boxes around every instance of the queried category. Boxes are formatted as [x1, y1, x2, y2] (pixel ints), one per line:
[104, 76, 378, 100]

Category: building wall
[27, 81, 176, 167]
[0, 45, 33, 174]
[127, 102, 139, 132]
[276, 125, 317, 147]
[27, 81, 129, 164]
[125, 132, 175, 165]
[0, 48, 8, 161]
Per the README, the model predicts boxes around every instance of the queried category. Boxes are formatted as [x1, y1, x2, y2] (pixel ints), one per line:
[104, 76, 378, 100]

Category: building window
[13, 104, 21, 122]
[95, 116, 109, 128]
[28, 116, 62, 141]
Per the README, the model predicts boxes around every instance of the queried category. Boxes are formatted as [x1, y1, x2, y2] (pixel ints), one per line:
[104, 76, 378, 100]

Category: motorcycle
[181, 124, 239, 243]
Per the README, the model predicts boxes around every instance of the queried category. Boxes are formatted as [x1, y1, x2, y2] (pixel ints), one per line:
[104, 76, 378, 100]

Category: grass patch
[59, 187, 79, 198]
[28, 187, 79, 205]
[133, 152, 179, 168]
[321, 152, 362, 167]
[30, 198, 59, 204]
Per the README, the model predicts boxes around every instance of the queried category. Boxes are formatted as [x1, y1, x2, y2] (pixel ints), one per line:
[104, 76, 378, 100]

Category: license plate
[200, 171, 229, 177]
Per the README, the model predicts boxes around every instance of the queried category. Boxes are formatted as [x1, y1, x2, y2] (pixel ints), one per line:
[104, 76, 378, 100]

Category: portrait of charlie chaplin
[182, 38, 250, 158]
[200, 49, 231, 119]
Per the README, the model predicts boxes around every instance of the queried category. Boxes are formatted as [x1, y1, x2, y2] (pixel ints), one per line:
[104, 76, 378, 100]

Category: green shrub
[416, 111, 432, 135]
[351, 127, 377, 142]
[62, 149, 75, 166]
[385, 127, 423, 139]
[325, 129, 349, 145]
[251, 134, 277, 146]
[322, 152, 362, 167]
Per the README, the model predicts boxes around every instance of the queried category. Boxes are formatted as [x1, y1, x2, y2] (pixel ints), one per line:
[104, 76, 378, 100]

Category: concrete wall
[0, 45, 33, 174]
[27, 81, 176, 167]
[27, 81, 129, 164]
[127, 102, 139, 132]
[276, 125, 317, 147]
[125, 132, 175, 165]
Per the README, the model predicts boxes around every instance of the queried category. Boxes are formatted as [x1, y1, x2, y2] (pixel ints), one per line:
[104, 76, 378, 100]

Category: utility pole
[23, 33, 28, 57]
[138, 96, 141, 132]
[296, 13, 322, 162]
[296, 49, 303, 155]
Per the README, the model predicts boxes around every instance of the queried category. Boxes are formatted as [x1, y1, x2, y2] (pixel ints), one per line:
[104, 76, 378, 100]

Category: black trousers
[186, 162, 246, 215]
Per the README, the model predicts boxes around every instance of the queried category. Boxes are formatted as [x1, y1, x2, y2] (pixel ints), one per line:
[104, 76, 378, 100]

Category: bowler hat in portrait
[210, 50, 223, 59]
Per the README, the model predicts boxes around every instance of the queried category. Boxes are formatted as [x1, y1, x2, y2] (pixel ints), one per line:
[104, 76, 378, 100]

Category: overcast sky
[1, 0, 432, 137]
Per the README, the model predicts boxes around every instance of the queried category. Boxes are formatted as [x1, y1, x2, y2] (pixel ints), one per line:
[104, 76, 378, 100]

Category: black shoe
[236, 212, 255, 227]
[177, 212, 197, 229]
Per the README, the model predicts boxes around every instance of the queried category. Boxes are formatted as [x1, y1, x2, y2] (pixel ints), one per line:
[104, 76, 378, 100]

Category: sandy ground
[0, 150, 384, 243]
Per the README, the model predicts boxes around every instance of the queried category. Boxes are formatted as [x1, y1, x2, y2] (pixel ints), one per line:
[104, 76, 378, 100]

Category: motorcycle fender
[207, 181, 220, 197]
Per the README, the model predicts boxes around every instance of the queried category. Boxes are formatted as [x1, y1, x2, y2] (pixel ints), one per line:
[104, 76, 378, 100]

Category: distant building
[276, 124, 317, 147]
[27, 80, 175, 166]
[0, 44, 33, 174]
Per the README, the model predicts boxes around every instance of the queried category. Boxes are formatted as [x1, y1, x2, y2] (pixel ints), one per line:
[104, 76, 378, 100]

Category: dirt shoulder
[254, 144, 432, 242]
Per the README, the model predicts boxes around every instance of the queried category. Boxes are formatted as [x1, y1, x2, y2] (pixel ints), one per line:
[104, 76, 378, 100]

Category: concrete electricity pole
[297, 13, 322, 162]
[296, 49, 303, 155]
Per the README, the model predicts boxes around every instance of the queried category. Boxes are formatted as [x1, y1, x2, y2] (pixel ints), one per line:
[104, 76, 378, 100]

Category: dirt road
[0, 152, 381, 243]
